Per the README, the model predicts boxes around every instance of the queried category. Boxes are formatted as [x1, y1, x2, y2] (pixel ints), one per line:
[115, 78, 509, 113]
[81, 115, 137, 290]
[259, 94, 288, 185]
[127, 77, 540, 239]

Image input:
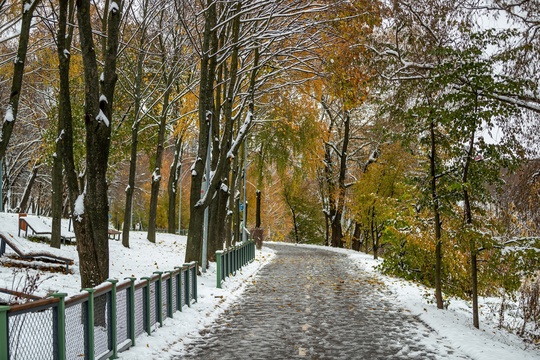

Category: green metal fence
[216, 240, 256, 288]
[0, 261, 197, 360]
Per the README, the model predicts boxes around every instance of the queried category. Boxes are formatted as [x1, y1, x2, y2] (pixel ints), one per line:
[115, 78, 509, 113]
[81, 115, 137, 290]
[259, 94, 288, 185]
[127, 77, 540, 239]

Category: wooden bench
[0, 232, 73, 274]
[18, 216, 76, 244]
[108, 229, 122, 241]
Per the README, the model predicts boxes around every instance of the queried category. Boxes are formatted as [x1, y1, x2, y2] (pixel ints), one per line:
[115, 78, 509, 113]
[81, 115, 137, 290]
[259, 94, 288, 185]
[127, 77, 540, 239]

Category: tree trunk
[430, 119, 444, 310]
[17, 163, 39, 215]
[351, 222, 361, 251]
[185, 0, 218, 264]
[330, 112, 350, 248]
[122, 0, 150, 248]
[0, 0, 41, 159]
[147, 73, 173, 243]
[463, 121, 479, 328]
[208, 182, 229, 261]
[255, 190, 261, 228]
[75, 0, 122, 288]
[168, 136, 183, 234]
[227, 156, 240, 248]
[51, 128, 65, 249]
[56, 0, 78, 251]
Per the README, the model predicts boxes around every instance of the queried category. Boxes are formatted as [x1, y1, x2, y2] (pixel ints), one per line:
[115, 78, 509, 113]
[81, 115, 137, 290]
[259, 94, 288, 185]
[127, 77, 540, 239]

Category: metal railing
[0, 261, 198, 360]
[216, 240, 256, 288]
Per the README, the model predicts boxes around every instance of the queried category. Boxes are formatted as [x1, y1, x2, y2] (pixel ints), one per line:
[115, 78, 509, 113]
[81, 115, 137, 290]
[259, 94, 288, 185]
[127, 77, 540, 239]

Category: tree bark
[122, 0, 150, 248]
[330, 111, 350, 248]
[255, 190, 261, 228]
[56, 0, 78, 251]
[168, 136, 183, 234]
[351, 222, 361, 251]
[462, 112, 479, 328]
[75, 0, 122, 288]
[147, 72, 173, 243]
[17, 162, 40, 214]
[430, 118, 444, 310]
[0, 0, 41, 159]
[185, 0, 218, 264]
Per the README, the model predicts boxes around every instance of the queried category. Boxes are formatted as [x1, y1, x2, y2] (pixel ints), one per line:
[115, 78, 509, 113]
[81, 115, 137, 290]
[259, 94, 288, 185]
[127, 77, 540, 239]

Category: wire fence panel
[116, 288, 129, 346]
[186, 266, 195, 304]
[8, 309, 54, 360]
[94, 292, 110, 358]
[181, 271, 187, 307]
[172, 273, 179, 312]
[134, 287, 145, 338]
[161, 278, 168, 321]
[65, 302, 86, 359]
[1, 265, 200, 360]
[150, 282, 157, 329]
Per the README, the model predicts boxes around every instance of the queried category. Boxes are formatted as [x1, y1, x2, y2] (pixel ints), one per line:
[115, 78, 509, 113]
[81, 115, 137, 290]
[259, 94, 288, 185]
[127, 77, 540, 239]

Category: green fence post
[216, 251, 223, 288]
[182, 264, 191, 307]
[51, 293, 67, 360]
[174, 267, 182, 312]
[0, 305, 10, 360]
[83, 288, 95, 360]
[106, 279, 119, 359]
[165, 271, 174, 318]
[141, 277, 152, 336]
[124, 277, 136, 347]
[153, 272, 163, 327]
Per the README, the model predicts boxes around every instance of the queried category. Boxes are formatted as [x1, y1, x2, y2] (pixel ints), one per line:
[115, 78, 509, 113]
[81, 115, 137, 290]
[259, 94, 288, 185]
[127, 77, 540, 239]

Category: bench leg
[0, 240, 5, 256]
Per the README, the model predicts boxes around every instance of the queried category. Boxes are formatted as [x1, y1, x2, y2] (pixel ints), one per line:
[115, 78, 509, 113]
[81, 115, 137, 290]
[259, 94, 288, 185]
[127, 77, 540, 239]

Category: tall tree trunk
[51, 131, 64, 248]
[18, 163, 39, 214]
[330, 111, 350, 248]
[57, 0, 84, 260]
[351, 222, 361, 251]
[255, 190, 261, 228]
[75, 0, 122, 288]
[122, 0, 150, 248]
[147, 74, 173, 243]
[0, 0, 41, 159]
[430, 118, 444, 310]
[185, 0, 218, 264]
[370, 206, 378, 259]
[227, 156, 240, 248]
[207, 1, 242, 260]
[168, 136, 183, 233]
[463, 110, 479, 328]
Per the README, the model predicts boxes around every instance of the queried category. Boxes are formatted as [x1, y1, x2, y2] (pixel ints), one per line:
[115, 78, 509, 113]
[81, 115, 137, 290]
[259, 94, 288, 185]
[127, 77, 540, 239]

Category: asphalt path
[179, 243, 470, 359]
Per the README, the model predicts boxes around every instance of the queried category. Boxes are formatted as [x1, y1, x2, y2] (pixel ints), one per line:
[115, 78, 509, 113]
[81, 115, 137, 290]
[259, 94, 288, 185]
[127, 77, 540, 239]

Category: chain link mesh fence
[116, 287, 129, 346]
[2, 263, 198, 359]
[65, 301, 86, 359]
[134, 287, 145, 338]
[8, 308, 54, 359]
[93, 292, 110, 358]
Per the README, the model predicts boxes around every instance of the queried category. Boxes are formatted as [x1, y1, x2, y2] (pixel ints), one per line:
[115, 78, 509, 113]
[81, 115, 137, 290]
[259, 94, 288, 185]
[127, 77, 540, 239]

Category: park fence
[216, 240, 256, 288]
[0, 261, 198, 360]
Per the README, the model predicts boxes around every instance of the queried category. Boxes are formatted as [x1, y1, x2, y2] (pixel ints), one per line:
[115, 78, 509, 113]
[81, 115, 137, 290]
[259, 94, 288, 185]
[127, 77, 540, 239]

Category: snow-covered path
[179, 243, 470, 359]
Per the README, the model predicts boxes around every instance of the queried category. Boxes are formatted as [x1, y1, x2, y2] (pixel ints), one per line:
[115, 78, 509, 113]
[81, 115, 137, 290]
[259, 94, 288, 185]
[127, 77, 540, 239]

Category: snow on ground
[1, 211, 539, 359]
[286, 243, 540, 360]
